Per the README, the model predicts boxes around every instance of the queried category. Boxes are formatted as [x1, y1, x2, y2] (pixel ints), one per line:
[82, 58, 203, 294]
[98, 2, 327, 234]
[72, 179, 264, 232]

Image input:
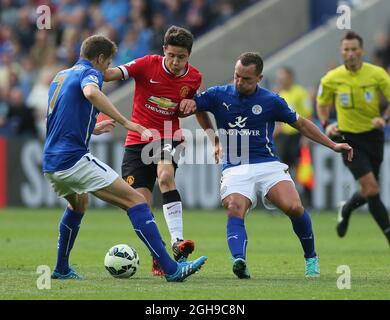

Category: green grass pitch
[1, 207, 389, 300]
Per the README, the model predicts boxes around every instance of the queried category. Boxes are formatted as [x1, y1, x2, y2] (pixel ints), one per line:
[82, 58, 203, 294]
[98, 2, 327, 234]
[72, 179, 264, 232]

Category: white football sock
[162, 201, 183, 245]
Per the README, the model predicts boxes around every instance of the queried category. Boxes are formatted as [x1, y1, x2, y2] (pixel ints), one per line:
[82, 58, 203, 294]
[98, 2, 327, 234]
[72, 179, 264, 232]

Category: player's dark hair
[80, 35, 117, 60]
[341, 31, 364, 48]
[238, 52, 263, 75]
[163, 26, 193, 53]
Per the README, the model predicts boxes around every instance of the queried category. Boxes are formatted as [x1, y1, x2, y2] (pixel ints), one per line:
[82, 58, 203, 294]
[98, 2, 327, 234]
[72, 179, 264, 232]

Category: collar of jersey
[233, 84, 260, 98]
[343, 62, 365, 75]
[162, 57, 189, 78]
[76, 58, 94, 68]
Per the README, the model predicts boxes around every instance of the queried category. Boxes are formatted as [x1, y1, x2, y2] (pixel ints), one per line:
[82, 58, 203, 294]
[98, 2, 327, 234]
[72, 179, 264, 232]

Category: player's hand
[332, 143, 353, 162]
[124, 121, 154, 140]
[371, 117, 386, 129]
[179, 99, 196, 116]
[137, 125, 154, 141]
[93, 119, 116, 135]
[325, 123, 340, 137]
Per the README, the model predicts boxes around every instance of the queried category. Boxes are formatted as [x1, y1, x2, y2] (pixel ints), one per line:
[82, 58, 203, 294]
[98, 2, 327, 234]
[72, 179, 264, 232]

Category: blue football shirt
[195, 84, 298, 170]
[43, 59, 103, 172]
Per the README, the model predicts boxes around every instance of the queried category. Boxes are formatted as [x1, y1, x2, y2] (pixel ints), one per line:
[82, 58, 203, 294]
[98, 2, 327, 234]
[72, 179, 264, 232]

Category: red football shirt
[118, 55, 202, 146]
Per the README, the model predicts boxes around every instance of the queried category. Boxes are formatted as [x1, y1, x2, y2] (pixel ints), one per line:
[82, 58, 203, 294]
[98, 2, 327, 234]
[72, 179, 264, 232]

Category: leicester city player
[181, 52, 353, 279]
[43, 34, 206, 281]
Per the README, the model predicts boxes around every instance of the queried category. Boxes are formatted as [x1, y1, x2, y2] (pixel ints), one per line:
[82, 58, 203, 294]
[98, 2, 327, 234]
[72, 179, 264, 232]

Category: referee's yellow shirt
[317, 62, 390, 133]
[279, 84, 312, 135]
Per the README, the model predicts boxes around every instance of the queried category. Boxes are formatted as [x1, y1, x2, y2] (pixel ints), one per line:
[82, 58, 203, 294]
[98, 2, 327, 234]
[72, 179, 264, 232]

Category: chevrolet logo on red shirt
[148, 96, 178, 109]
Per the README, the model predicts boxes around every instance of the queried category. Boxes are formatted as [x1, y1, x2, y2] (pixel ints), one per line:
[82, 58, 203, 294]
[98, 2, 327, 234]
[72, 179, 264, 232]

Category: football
[104, 244, 139, 279]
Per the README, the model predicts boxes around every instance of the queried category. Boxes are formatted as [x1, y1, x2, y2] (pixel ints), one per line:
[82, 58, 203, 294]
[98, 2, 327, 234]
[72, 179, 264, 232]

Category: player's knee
[361, 183, 379, 198]
[284, 201, 304, 217]
[69, 197, 88, 213]
[362, 188, 379, 198]
[223, 200, 246, 217]
[81, 196, 89, 212]
[127, 191, 146, 207]
[157, 170, 175, 189]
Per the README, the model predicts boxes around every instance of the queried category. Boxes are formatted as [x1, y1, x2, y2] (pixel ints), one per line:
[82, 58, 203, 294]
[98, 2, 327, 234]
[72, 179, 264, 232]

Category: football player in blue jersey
[180, 52, 353, 279]
[43, 35, 206, 281]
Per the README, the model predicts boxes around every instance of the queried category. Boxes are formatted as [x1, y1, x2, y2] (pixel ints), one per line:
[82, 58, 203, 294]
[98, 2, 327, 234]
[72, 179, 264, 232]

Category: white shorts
[44, 153, 119, 197]
[220, 161, 294, 210]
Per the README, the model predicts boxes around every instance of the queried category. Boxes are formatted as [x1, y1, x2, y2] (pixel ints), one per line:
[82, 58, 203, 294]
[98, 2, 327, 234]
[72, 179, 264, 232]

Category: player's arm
[93, 119, 116, 135]
[179, 97, 221, 162]
[103, 67, 123, 82]
[196, 111, 222, 163]
[83, 84, 151, 139]
[291, 117, 353, 161]
[104, 57, 147, 82]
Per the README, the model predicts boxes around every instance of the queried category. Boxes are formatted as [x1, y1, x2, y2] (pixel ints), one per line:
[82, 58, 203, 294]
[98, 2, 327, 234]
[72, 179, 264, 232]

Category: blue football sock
[55, 207, 84, 274]
[127, 203, 177, 275]
[227, 216, 248, 260]
[290, 209, 316, 259]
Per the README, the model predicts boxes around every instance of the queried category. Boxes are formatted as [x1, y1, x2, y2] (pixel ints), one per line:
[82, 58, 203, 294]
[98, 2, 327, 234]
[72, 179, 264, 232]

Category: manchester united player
[104, 26, 201, 276]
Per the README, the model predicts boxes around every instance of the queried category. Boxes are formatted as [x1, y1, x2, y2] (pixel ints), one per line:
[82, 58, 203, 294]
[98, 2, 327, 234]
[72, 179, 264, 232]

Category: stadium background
[1, 0, 390, 211]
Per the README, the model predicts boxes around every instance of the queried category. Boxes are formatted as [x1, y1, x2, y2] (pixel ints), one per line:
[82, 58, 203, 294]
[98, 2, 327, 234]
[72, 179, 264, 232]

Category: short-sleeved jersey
[317, 62, 390, 133]
[43, 59, 103, 172]
[118, 55, 202, 146]
[195, 84, 298, 170]
[279, 84, 312, 135]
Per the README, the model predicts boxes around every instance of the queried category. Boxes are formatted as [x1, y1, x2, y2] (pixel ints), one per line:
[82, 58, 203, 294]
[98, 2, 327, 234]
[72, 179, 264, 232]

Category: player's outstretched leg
[289, 209, 320, 278]
[127, 203, 206, 282]
[165, 256, 207, 282]
[94, 177, 207, 282]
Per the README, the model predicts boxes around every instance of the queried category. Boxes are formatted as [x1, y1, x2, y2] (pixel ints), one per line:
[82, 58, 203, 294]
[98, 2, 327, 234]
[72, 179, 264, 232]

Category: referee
[317, 31, 390, 245]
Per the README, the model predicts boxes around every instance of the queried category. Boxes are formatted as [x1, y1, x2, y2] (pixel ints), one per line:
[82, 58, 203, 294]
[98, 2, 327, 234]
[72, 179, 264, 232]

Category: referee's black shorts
[340, 129, 384, 180]
[121, 140, 184, 192]
[275, 133, 301, 168]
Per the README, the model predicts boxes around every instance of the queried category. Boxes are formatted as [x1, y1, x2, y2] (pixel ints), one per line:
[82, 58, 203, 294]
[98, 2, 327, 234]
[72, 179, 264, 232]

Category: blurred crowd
[0, 0, 257, 139]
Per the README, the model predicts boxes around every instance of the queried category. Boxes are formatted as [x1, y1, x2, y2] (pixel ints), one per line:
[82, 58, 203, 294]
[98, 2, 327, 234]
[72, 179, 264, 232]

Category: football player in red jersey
[104, 26, 201, 276]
